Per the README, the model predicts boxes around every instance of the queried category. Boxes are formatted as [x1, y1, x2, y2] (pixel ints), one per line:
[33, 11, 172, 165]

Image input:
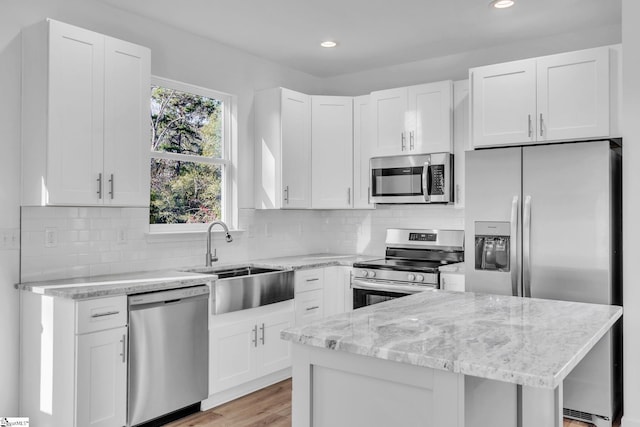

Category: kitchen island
[281, 290, 622, 427]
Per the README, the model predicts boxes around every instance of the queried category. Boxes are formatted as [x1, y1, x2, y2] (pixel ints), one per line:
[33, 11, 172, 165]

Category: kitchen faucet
[206, 221, 233, 266]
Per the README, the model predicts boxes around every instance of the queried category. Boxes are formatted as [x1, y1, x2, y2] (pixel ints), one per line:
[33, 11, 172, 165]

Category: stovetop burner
[352, 258, 446, 273]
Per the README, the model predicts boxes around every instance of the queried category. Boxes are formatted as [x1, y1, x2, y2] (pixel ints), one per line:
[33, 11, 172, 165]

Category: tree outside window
[149, 77, 231, 228]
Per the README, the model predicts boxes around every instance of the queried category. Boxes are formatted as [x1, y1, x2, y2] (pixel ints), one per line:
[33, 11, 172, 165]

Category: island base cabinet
[291, 343, 565, 427]
[209, 301, 294, 395]
[291, 344, 464, 427]
[76, 327, 127, 427]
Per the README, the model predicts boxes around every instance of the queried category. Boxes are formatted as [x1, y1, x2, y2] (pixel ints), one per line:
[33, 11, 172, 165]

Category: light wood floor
[166, 378, 616, 427]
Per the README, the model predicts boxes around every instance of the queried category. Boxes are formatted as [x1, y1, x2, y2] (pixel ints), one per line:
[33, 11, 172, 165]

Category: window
[149, 77, 234, 231]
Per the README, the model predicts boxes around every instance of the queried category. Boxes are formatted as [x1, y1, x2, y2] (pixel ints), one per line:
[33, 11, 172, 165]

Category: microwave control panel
[430, 165, 445, 196]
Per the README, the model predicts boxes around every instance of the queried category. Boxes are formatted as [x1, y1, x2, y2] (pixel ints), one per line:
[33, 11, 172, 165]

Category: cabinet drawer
[76, 295, 127, 334]
[295, 269, 324, 293]
[295, 290, 323, 325]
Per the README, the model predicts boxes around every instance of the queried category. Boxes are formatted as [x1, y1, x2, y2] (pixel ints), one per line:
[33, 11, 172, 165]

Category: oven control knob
[369, 271, 376, 278]
[359, 270, 369, 278]
[416, 275, 424, 282]
[407, 274, 415, 281]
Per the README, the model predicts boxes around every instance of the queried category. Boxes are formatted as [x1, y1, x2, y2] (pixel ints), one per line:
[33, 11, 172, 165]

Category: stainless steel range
[352, 228, 464, 308]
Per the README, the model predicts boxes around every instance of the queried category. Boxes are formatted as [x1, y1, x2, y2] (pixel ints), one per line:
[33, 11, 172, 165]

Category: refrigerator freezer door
[522, 141, 612, 304]
[465, 147, 522, 296]
[522, 140, 616, 421]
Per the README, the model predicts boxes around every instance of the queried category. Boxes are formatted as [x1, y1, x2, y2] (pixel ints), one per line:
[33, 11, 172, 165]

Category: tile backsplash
[20, 205, 464, 282]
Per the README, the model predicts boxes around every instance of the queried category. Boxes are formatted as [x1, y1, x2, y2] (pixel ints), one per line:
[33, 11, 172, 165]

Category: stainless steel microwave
[370, 153, 453, 204]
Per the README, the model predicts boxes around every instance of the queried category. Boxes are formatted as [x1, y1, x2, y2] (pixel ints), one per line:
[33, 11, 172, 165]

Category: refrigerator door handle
[523, 195, 532, 297]
[510, 196, 520, 297]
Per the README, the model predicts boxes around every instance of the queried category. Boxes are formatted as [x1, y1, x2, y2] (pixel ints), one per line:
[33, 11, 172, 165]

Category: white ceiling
[97, 0, 621, 78]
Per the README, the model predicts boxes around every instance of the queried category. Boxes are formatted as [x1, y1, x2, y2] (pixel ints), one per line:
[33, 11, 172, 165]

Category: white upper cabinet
[370, 81, 453, 156]
[353, 95, 374, 209]
[470, 46, 611, 148]
[22, 19, 150, 206]
[103, 37, 151, 206]
[255, 87, 311, 209]
[536, 48, 610, 141]
[311, 96, 353, 209]
[470, 59, 537, 147]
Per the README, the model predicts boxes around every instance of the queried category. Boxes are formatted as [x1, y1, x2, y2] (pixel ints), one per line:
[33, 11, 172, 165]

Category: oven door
[351, 278, 435, 309]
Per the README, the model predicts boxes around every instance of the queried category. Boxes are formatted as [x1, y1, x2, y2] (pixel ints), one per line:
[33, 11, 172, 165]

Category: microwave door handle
[510, 196, 520, 297]
[422, 159, 431, 202]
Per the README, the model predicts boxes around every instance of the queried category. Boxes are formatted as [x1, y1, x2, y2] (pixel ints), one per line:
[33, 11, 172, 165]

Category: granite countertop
[439, 262, 465, 274]
[16, 253, 378, 299]
[281, 290, 622, 389]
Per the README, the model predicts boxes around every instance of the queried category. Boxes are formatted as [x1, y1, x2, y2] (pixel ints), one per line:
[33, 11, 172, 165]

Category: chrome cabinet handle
[510, 196, 520, 297]
[306, 278, 320, 282]
[368, 187, 371, 205]
[97, 173, 103, 199]
[284, 185, 289, 204]
[91, 310, 120, 318]
[260, 323, 265, 345]
[401, 132, 406, 151]
[527, 115, 532, 138]
[347, 188, 351, 205]
[409, 131, 415, 150]
[539, 113, 544, 137]
[523, 195, 532, 297]
[120, 334, 126, 363]
[108, 174, 114, 199]
[252, 325, 258, 347]
[305, 306, 320, 311]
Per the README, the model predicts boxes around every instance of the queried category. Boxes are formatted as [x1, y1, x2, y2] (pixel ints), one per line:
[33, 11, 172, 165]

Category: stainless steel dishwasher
[127, 285, 209, 426]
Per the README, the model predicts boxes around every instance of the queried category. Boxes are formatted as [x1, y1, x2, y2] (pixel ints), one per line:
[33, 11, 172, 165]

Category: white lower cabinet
[20, 292, 127, 427]
[76, 327, 127, 427]
[440, 273, 465, 292]
[294, 266, 352, 326]
[210, 301, 294, 394]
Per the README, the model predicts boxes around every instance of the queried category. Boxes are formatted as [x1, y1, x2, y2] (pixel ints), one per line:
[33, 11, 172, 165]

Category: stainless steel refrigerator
[465, 140, 622, 427]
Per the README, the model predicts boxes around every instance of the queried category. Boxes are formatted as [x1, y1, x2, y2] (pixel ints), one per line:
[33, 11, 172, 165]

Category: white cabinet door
[47, 20, 104, 205]
[258, 308, 294, 376]
[76, 327, 127, 427]
[322, 267, 346, 317]
[103, 36, 151, 206]
[471, 59, 536, 147]
[537, 47, 610, 142]
[453, 80, 470, 208]
[210, 317, 255, 393]
[370, 87, 408, 156]
[295, 289, 324, 325]
[311, 96, 353, 209]
[408, 81, 453, 153]
[353, 95, 374, 209]
[281, 88, 311, 209]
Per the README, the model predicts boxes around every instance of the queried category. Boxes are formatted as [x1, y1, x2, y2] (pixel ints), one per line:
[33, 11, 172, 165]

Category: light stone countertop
[281, 290, 622, 389]
[15, 253, 379, 299]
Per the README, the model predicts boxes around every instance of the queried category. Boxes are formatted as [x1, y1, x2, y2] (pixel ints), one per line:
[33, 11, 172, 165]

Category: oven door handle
[351, 279, 435, 294]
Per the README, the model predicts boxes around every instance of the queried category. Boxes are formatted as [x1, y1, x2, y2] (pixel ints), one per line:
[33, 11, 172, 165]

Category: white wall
[622, 1, 639, 425]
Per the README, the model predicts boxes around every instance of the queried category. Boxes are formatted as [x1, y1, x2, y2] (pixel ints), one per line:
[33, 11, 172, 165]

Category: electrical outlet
[45, 228, 58, 248]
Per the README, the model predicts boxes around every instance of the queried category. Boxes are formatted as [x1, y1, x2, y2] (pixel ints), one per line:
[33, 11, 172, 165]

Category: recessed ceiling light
[320, 41, 337, 48]
[490, 0, 515, 8]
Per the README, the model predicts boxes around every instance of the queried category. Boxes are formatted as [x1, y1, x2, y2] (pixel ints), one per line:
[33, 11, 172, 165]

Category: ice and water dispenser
[475, 222, 510, 272]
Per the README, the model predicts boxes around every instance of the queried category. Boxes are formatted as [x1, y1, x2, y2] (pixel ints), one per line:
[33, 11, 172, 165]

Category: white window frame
[149, 76, 237, 233]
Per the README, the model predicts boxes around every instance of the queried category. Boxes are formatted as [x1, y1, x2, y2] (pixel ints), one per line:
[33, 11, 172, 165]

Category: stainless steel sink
[201, 265, 294, 315]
